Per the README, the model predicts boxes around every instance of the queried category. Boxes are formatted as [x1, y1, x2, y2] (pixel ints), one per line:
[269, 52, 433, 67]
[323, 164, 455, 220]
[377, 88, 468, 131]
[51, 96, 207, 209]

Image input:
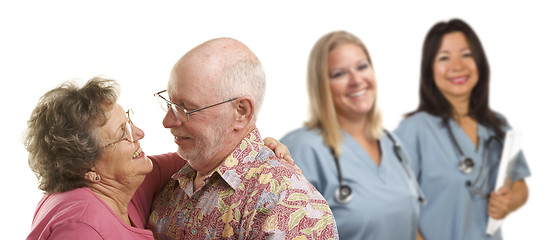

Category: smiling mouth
[449, 76, 467, 84]
[348, 89, 367, 97]
[133, 148, 143, 159]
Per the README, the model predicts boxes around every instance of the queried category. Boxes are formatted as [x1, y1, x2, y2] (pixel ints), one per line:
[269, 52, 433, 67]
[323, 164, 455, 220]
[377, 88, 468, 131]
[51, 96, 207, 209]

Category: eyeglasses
[104, 109, 135, 148]
[154, 90, 237, 122]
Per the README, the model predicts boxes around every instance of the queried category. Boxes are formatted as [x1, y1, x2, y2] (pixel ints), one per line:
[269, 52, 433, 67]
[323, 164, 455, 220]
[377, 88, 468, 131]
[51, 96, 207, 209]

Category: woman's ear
[84, 168, 101, 183]
[233, 97, 254, 131]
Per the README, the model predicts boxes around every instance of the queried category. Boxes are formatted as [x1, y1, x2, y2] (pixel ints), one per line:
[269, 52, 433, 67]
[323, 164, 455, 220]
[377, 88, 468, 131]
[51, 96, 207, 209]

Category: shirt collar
[171, 128, 263, 191]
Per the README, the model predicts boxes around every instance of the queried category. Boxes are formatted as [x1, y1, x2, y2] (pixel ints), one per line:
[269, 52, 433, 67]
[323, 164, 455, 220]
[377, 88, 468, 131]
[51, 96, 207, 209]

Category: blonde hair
[305, 30, 383, 157]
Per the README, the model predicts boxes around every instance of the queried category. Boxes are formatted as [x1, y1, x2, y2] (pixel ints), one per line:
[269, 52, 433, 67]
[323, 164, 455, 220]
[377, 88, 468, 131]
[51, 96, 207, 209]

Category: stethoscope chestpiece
[335, 184, 353, 204]
[458, 157, 475, 174]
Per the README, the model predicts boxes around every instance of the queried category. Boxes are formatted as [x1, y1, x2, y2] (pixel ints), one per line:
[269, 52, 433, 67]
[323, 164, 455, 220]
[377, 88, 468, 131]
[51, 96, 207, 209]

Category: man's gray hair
[215, 55, 266, 123]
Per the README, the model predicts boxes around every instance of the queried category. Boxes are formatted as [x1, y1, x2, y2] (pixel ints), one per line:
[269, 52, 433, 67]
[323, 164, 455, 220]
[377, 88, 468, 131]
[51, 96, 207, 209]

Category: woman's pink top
[27, 152, 185, 240]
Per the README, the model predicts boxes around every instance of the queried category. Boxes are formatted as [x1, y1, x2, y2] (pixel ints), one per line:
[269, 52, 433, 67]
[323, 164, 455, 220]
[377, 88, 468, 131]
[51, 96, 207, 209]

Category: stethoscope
[329, 130, 426, 205]
[446, 122, 503, 197]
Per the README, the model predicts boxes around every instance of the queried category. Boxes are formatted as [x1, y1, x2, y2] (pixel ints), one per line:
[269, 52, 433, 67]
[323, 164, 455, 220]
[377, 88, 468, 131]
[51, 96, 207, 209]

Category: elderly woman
[25, 77, 291, 239]
[281, 30, 424, 239]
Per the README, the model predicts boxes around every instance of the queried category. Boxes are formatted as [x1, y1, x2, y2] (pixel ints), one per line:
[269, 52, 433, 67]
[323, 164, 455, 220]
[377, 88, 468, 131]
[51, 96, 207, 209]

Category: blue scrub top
[281, 127, 421, 240]
[394, 112, 531, 240]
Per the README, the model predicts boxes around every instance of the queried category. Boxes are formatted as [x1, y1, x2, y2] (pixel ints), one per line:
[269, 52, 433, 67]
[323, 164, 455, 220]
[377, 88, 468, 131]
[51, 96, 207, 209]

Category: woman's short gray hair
[24, 77, 119, 193]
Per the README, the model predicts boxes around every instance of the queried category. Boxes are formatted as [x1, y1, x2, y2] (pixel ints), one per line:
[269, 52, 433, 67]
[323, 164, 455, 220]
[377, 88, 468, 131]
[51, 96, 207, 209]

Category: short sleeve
[508, 151, 531, 181]
[48, 223, 103, 240]
[252, 173, 338, 239]
[394, 118, 423, 181]
[497, 113, 532, 181]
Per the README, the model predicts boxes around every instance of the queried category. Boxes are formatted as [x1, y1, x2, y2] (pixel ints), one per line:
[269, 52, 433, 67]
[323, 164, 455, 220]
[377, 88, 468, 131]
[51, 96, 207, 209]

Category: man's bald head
[169, 38, 266, 122]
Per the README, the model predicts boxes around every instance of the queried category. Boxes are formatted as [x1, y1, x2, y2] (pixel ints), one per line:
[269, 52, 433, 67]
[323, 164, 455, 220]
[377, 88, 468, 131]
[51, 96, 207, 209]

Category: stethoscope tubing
[329, 129, 426, 205]
[446, 122, 503, 197]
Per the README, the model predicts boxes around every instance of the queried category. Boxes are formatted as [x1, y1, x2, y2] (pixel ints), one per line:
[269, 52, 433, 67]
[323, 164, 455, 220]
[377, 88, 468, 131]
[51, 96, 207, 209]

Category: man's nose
[163, 107, 183, 128]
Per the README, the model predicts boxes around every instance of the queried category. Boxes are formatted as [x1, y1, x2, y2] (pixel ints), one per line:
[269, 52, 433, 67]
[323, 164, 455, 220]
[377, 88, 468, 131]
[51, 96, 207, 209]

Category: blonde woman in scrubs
[282, 30, 424, 240]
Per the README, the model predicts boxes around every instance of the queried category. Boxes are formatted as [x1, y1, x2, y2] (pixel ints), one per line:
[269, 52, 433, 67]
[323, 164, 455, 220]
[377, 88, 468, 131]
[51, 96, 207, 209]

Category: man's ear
[233, 97, 254, 131]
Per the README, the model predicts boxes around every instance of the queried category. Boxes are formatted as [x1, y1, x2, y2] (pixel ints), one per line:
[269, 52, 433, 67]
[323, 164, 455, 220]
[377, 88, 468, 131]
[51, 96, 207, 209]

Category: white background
[1, 1, 546, 239]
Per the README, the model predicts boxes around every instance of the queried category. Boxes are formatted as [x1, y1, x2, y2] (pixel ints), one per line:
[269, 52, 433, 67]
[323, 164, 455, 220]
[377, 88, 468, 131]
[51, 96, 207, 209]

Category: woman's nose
[131, 124, 145, 141]
[450, 57, 464, 71]
[348, 70, 360, 85]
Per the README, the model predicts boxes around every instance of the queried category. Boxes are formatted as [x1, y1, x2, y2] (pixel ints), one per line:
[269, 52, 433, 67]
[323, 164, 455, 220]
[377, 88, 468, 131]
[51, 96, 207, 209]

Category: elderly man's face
[162, 64, 233, 172]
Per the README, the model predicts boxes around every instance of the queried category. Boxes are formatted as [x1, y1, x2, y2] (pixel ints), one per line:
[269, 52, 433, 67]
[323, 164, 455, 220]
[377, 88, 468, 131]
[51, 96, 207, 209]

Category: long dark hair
[408, 18, 504, 137]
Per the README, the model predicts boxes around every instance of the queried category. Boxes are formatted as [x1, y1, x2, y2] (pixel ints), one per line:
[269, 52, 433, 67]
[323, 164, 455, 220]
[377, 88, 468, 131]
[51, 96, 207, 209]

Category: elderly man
[147, 38, 338, 239]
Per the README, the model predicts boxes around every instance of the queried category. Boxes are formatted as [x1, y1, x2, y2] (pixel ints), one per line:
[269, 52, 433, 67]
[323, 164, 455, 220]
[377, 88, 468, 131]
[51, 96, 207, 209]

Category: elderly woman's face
[94, 104, 152, 183]
[328, 43, 376, 120]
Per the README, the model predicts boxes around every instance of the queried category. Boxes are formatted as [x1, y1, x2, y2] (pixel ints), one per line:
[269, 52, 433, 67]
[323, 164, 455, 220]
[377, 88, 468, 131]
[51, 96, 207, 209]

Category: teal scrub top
[281, 127, 421, 240]
[394, 112, 531, 240]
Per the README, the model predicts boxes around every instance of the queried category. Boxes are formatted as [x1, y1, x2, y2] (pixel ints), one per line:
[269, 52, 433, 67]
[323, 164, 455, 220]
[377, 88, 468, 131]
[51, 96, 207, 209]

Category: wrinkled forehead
[167, 52, 222, 99]
[166, 69, 211, 107]
[97, 103, 126, 138]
